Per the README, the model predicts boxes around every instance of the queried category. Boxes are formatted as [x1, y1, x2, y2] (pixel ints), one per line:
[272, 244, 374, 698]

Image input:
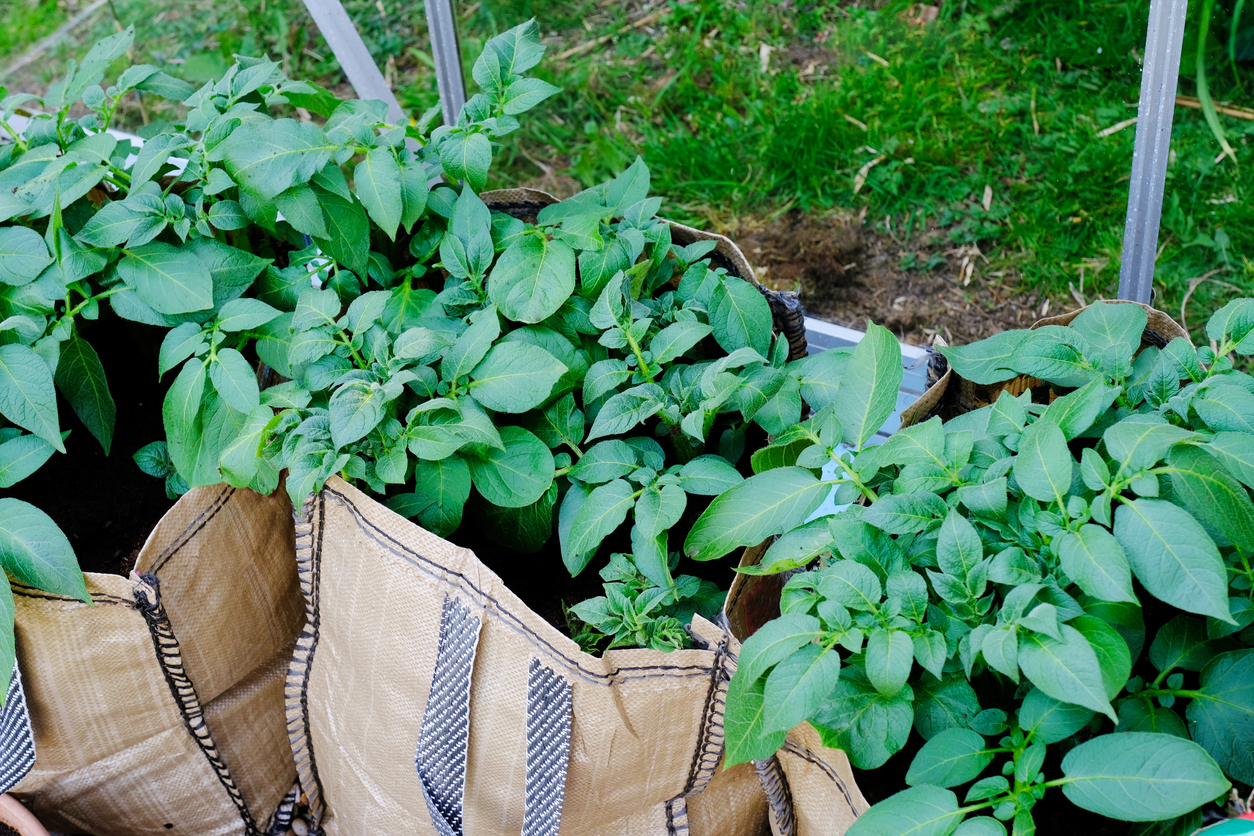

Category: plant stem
[833, 454, 879, 502]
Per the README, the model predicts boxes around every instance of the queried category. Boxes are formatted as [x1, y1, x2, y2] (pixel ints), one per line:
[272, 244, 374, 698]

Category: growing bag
[7, 485, 304, 836]
[287, 480, 867, 835]
[284, 203, 866, 834]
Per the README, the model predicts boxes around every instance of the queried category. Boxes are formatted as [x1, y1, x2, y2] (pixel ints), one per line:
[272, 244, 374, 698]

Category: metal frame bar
[1118, 0, 1190, 304]
[300, 0, 406, 124]
[424, 0, 468, 127]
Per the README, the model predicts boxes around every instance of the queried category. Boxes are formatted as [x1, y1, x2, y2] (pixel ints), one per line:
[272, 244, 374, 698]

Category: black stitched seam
[10, 587, 129, 605]
[324, 488, 716, 685]
[780, 740, 860, 817]
[151, 485, 235, 574]
[133, 575, 259, 834]
[682, 640, 728, 795]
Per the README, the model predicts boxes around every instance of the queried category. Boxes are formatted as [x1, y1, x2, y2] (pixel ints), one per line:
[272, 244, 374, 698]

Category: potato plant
[687, 301, 1254, 834]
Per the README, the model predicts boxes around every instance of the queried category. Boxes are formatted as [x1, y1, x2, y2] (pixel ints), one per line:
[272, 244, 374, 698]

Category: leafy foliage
[691, 301, 1254, 832]
[0, 21, 796, 667]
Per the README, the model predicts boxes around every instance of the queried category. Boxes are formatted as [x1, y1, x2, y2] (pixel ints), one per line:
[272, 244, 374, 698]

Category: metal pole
[1117, 0, 1189, 303]
[424, 0, 467, 127]
[301, 0, 406, 125]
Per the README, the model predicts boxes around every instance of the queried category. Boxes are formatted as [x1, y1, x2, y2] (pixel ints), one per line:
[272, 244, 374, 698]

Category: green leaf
[724, 667, 789, 766]
[1060, 733, 1229, 822]
[835, 322, 904, 449]
[438, 132, 492, 191]
[678, 455, 744, 495]
[1067, 301, 1147, 377]
[1057, 525, 1136, 604]
[1040, 378, 1120, 440]
[208, 199, 249, 230]
[314, 191, 370, 279]
[0, 433, 56, 488]
[634, 483, 685, 539]
[1167, 444, 1254, 547]
[0, 498, 86, 600]
[955, 479, 1007, 516]
[1009, 327, 1096, 387]
[845, 785, 962, 836]
[274, 183, 329, 238]
[649, 321, 712, 365]
[938, 330, 1031, 384]
[1113, 498, 1231, 622]
[489, 233, 576, 324]
[1070, 615, 1131, 700]
[184, 240, 270, 310]
[763, 644, 842, 734]
[1018, 624, 1115, 720]
[441, 306, 500, 383]
[218, 405, 273, 489]
[217, 298, 281, 332]
[937, 510, 983, 581]
[866, 629, 914, 697]
[819, 560, 883, 610]
[128, 133, 187, 191]
[0, 344, 62, 451]
[565, 478, 635, 571]
[465, 425, 553, 508]
[906, 728, 993, 788]
[954, 818, 1005, 836]
[482, 483, 557, 553]
[329, 382, 385, 448]
[816, 666, 915, 767]
[710, 278, 772, 356]
[212, 119, 334, 199]
[500, 77, 561, 115]
[1206, 298, 1254, 347]
[209, 347, 260, 413]
[1192, 382, 1254, 434]
[388, 456, 472, 538]
[684, 467, 829, 560]
[583, 358, 633, 403]
[54, 336, 114, 454]
[355, 145, 402, 239]
[75, 201, 145, 247]
[1189, 650, 1254, 785]
[119, 242, 214, 314]
[162, 358, 206, 480]
[1150, 615, 1221, 674]
[398, 161, 429, 233]
[1013, 420, 1074, 506]
[585, 383, 664, 441]
[862, 492, 948, 535]
[735, 613, 824, 683]
[1205, 432, 1254, 490]
[798, 347, 852, 411]
[469, 342, 565, 413]
[0, 227, 52, 285]
[1019, 688, 1094, 744]
[440, 189, 494, 282]
[1103, 418, 1194, 473]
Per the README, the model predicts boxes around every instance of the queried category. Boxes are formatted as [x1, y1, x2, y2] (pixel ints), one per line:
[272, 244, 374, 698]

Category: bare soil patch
[733, 210, 1055, 348]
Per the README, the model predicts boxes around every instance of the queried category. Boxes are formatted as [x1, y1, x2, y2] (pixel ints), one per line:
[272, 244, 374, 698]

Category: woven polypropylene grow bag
[286, 479, 866, 836]
[6, 484, 304, 836]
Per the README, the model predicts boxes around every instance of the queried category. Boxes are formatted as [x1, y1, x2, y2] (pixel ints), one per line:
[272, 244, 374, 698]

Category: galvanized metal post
[300, 0, 406, 125]
[1117, 0, 1190, 304]
[424, 0, 467, 127]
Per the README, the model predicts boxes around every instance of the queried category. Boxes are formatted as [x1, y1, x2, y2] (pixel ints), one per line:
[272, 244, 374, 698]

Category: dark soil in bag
[6, 315, 175, 576]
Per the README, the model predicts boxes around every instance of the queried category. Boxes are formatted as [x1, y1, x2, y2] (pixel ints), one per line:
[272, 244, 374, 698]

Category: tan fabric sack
[287, 480, 867, 836]
[9, 485, 304, 836]
[901, 300, 1190, 427]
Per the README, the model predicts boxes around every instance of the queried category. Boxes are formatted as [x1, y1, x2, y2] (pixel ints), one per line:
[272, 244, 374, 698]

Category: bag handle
[416, 596, 573, 836]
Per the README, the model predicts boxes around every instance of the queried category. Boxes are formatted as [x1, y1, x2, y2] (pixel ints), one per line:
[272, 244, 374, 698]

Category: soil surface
[7, 314, 176, 577]
[731, 209, 1056, 348]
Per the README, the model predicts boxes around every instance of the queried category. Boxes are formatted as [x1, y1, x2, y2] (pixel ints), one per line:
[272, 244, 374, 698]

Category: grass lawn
[1, 0, 1251, 344]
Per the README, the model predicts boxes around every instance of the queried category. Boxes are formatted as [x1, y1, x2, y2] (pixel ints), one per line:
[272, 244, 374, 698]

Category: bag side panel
[134, 485, 302, 819]
[302, 481, 725, 835]
[10, 579, 243, 835]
